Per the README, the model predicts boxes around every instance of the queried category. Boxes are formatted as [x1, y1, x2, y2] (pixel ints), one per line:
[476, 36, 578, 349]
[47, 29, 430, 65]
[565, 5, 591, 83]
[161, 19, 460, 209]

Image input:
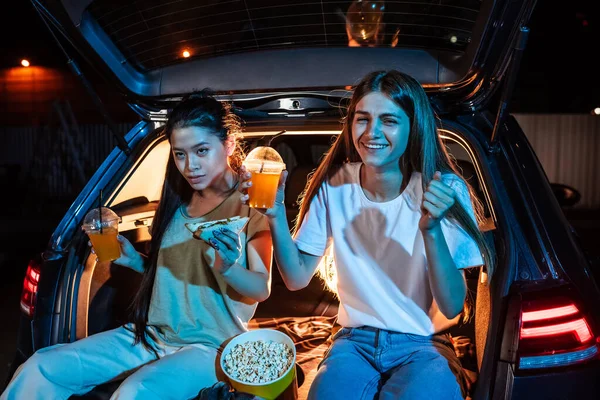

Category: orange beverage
[83, 206, 121, 263]
[248, 171, 281, 208]
[243, 146, 286, 209]
[88, 227, 121, 262]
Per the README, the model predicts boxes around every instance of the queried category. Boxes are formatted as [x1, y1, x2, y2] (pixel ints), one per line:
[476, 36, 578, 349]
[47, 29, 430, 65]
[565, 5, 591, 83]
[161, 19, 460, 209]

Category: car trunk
[29, 0, 541, 398]
[55, 119, 500, 399]
[39, 0, 536, 117]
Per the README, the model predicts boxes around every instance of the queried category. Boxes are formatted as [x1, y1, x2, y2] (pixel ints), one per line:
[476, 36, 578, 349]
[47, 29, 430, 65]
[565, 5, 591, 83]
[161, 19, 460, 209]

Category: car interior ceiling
[74, 132, 495, 395]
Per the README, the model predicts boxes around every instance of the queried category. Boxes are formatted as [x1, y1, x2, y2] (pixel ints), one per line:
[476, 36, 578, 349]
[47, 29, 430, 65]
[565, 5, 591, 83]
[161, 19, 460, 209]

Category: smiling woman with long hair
[240, 70, 494, 399]
[2, 92, 272, 400]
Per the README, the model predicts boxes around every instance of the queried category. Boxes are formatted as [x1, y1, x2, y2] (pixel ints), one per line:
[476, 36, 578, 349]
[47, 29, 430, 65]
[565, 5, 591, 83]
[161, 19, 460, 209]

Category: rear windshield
[88, 0, 483, 72]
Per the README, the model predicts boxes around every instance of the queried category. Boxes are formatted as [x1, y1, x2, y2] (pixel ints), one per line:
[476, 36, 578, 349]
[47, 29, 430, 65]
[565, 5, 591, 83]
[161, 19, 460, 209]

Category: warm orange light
[182, 50, 191, 58]
[21, 59, 30, 67]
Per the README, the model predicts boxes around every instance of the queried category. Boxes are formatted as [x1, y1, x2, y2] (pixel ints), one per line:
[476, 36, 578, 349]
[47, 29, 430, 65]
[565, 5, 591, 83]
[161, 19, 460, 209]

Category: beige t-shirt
[147, 191, 269, 348]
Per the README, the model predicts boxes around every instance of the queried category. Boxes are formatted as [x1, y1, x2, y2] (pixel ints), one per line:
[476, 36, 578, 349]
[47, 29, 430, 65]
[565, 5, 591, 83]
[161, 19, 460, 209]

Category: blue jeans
[308, 326, 465, 400]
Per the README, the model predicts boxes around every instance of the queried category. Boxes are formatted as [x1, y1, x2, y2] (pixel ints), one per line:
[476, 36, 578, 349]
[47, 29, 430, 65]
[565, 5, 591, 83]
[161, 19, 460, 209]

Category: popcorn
[223, 340, 294, 384]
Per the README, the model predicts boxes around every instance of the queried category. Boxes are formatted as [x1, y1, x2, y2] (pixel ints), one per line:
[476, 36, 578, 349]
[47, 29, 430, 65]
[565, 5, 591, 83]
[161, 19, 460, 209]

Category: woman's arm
[268, 206, 322, 291]
[420, 172, 468, 319]
[422, 227, 466, 319]
[239, 167, 323, 291]
[218, 230, 273, 302]
[110, 235, 145, 273]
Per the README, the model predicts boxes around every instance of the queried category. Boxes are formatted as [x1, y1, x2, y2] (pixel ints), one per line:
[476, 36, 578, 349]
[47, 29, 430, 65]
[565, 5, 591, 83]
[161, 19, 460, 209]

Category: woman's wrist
[134, 253, 146, 271]
[220, 262, 239, 279]
[421, 224, 443, 241]
[120, 253, 145, 273]
[267, 203, 287, 222]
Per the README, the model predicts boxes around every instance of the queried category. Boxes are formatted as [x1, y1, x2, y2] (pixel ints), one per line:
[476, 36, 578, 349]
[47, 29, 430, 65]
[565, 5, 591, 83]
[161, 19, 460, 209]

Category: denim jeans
[308, 326, 465, 400]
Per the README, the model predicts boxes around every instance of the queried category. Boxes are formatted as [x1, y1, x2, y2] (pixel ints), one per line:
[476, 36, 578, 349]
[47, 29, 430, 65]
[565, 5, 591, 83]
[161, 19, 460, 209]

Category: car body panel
[40, 0, 536, 116]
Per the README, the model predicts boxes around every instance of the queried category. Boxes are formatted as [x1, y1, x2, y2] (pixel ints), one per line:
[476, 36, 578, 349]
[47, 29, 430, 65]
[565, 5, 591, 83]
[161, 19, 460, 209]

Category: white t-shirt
[294, 162, 484, 335]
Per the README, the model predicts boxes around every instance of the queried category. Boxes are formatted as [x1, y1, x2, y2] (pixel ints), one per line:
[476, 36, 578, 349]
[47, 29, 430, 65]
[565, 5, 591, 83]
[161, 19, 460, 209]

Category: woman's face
[170, 126, 233, 191]
[351, 91, 410, 171]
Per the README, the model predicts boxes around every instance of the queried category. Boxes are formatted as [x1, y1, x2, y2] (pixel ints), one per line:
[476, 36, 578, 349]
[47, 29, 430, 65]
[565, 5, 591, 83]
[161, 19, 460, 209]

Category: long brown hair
[294, 70, 495, 296]
[129, 91, 243, 352]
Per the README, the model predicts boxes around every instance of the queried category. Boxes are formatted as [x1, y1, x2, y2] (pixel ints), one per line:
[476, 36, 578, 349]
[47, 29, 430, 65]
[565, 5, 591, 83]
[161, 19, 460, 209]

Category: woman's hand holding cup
[239, 164, 288, 219]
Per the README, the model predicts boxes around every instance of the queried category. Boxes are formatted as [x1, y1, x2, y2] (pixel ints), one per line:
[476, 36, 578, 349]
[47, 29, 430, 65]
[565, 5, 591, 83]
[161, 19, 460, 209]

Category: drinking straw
[260, 130, 285, 173]
[266, 130, 286, 146]
[99, 189, 103, 234]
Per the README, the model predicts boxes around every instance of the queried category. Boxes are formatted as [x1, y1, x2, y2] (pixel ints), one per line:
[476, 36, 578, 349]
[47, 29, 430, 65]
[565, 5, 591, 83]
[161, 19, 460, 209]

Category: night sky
[3, 0, 599, 114]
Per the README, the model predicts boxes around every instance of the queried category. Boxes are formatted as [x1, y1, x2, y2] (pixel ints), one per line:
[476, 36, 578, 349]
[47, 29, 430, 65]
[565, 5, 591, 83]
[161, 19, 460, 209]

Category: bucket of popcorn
[221, 329, 297, 400]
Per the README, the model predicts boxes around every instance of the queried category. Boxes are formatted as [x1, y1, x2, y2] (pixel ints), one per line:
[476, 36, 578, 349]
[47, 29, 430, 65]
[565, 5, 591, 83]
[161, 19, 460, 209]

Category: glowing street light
[182, 50, 191, 58]
[593, 107, 600, 116]
[21, 59, 30, 67]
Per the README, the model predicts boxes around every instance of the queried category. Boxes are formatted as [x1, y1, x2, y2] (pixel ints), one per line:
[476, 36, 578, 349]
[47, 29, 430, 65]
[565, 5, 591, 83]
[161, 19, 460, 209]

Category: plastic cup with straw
[242, 137, 286, 209]
[82, 189, 121, 262]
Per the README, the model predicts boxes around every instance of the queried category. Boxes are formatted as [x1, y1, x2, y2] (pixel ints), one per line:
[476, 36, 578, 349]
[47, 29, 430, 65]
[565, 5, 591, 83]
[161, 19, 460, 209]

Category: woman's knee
[3, 344, 76, 398]
[111, 374, 162, 400]
[309, 368, 379, 400]
[17, 344, 69, 379]
[380, 355, 461, 400]
[308, 354, 380, 400]
[307, 368, 340, 400]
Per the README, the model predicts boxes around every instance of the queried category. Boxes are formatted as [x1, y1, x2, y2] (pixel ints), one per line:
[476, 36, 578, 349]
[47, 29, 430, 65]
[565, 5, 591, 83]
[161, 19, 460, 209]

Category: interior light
[593, 107, 600, 115]
[21, 59, 30, 67]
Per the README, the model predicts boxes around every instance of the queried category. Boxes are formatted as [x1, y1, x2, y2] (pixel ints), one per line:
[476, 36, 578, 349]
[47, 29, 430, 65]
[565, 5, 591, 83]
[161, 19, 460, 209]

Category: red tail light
[518, 297, 599, 370]
[521, 317, 593, 343]
[521, 304, 578, 322]
[20, 259, 41, 318]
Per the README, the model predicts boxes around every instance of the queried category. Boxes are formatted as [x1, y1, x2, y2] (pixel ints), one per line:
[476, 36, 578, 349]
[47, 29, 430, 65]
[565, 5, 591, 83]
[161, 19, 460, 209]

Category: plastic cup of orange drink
[242, 146, 286, 209]
[82, 207, 121, 262]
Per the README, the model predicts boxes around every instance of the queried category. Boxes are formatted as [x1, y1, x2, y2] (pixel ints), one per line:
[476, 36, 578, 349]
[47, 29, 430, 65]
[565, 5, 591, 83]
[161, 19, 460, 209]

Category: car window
[87, 0, 483, 72]
[445, 141, 494, 228]
[110, 138, 170, 208]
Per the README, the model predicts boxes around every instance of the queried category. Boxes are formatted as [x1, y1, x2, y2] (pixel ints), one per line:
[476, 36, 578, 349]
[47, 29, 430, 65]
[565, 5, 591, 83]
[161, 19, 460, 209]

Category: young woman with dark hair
[2, 92, 272, 400]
